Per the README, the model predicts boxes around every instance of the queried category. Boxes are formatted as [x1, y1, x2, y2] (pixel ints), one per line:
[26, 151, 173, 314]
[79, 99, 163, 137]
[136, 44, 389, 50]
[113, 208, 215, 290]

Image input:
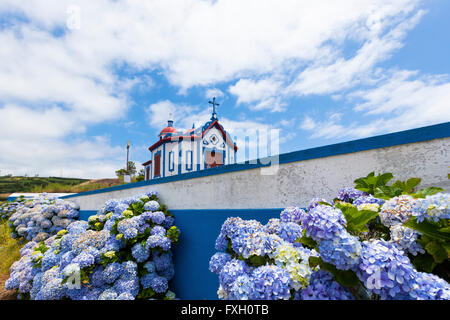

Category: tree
[115, 161, 137, 178]
[135, 168, 145, 182]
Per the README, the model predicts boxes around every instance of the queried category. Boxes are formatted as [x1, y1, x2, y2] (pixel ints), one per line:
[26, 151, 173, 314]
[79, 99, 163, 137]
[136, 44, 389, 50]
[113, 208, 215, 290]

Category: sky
[0, 0, 449, 178]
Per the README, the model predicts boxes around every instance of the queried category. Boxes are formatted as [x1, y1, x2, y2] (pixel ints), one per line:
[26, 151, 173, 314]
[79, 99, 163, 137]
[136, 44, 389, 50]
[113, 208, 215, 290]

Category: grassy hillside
[0, 176, 88, 194]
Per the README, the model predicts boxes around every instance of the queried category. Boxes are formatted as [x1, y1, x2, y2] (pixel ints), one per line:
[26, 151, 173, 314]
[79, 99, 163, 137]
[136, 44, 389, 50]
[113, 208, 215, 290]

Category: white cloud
[205, 88, 224, 99]
[301, 70, 450, 139]
[229, 78, 286, 112]
[300, 116, 316, 131]
[0, 0, 438, 176]
[287, 9, 425, 96]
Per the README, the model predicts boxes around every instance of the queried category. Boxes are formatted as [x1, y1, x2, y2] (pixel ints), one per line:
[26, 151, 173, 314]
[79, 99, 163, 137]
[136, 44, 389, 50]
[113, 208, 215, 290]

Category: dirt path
[0, 274, 17, 300]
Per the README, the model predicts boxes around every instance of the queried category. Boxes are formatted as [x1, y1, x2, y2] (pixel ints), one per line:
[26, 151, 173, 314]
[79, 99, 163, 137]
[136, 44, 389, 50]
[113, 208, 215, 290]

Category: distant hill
[0, 176, 89, 194]
[0, 176, 127, 198]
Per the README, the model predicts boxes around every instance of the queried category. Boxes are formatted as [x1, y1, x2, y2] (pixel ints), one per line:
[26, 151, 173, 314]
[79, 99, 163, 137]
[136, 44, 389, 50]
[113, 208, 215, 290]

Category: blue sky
[0, 0, 449, 178]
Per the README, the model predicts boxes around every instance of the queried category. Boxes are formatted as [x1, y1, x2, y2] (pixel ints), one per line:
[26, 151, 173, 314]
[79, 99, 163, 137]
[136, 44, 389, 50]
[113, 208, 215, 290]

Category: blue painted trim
[197, 140, 201, 171]
[162, 143, 166, 178]
[78, 210, 98, 221]
[168, 151, 175, 172]
[78, 208, 286, 219]
[186, 150, 193, 171]
[60, 122, 450, 199]
[178, 140, 182, 175]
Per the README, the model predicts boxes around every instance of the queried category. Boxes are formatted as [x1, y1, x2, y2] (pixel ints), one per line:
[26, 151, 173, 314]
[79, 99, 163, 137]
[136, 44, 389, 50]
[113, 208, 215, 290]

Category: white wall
[68, 137, 449, 211]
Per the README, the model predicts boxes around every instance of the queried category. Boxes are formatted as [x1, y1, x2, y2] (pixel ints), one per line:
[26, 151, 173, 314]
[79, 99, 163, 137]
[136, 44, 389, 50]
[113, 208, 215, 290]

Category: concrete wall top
[61, 122, 450, 211]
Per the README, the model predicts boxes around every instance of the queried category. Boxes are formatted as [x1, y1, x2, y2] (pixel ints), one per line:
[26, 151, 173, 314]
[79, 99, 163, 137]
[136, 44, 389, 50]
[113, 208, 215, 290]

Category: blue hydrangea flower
[407, 272, 450, 300]
[300, 205, 347, 242]
[379, 195, 416, 227]
[116, 292, 134, 300]
[412, 193, 449, 222]
[298, 270, 354, 300]
[229, 274, 255, 300]
[389, 225, 424, 256]
[307, 198, 330, 211]
[68, 220, 90, 235]
[162, 216, 175, 229]
[209, 252, 232, 274]
[151, 225, 166, 236]
[41, 251, 60, 271]
[150, 276, 168, 293]
[131, 243, 150, 263]
[149, 211, 166, 225]
[357, 239, 417, 299]
[158, 265, 175, 280]
[278, 222, 303, 244]
[251, 265, 291, 300]
[280, 207, 305, 224]
[146, 235, 171, 251]
[144, 261, 156, 273]
[144, 200, 160, 212]
[99, 288, 118, 300]
[153, 252, 173, 272]
[319, 234, 362, 270]
[219, 259, 250, 291]
[72, 252, 95, 268]
[103, 262, 124, 284]
[353, 195, 385, 207]
[337, 188, 368, 202]
[140, 272, 157, 289]
[37, 278, 66, 300]
[264, 218, 281, 234]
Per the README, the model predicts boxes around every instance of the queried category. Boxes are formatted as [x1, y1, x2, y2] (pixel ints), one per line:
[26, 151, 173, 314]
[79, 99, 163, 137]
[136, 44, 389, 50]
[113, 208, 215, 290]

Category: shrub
[6, 193, 79, 242]
[5, 191, 180, 300]
[210, 173, 449, 300]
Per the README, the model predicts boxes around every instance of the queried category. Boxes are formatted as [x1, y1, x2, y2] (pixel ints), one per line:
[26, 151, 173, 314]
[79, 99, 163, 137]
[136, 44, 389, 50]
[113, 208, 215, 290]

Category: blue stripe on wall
[78, 208, 284, 300]
[60, 122, 450, 199]
[78, 210, 98, 221]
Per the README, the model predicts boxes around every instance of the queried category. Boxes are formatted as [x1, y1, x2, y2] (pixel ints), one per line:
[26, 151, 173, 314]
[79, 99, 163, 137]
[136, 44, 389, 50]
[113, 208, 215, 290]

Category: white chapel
[142, 98, 238, 180]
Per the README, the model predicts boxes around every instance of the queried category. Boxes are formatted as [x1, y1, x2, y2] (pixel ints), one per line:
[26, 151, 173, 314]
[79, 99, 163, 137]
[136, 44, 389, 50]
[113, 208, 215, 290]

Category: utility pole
[124, 140, 131, 184]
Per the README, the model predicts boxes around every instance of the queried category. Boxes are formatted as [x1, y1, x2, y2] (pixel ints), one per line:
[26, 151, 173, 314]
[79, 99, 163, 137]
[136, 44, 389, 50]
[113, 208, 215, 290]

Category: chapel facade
[142, 99, 238, 180]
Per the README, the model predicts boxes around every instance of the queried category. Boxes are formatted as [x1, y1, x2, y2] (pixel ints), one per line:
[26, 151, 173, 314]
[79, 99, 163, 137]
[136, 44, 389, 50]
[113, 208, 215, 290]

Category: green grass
[0, 219, 22, 274]
[0, 176, 88, 193]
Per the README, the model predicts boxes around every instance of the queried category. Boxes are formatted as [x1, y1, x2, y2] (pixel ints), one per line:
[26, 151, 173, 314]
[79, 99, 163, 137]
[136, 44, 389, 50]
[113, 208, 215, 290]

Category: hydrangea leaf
[404, 218, 450, 242]
[409, 253, 436, 273]
[412, 187, 445, 198]
[424, 241, 448, 263]
[296, 234, 318, 250]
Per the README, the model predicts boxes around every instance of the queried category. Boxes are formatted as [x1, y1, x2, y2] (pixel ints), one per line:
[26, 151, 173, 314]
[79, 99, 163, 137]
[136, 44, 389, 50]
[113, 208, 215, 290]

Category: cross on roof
[208, 97, 219, 120]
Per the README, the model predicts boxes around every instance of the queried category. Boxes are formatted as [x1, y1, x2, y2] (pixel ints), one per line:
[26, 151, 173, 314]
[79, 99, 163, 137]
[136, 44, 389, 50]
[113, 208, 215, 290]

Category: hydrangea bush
[210, 172, 449, 300]
[1, 195, 27, 220]
[6, 193, 80, 242]
[5, 191, 180, 300]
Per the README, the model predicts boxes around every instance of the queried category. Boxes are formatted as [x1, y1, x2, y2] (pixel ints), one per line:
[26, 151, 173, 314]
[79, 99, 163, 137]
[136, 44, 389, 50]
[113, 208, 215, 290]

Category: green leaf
[340, 206, 378, 233]
[319, 260, 360, 287]
[442, 242, 450, 256]
[413, 187, 445, 198]
[347, 210, 379, 232]
[247, 255, 267, 267]
[405, 178, 421, 191]
[425, 241, 448, 263]
[439, 227, 450, 233]
[377, 173, 394, 186]
[404, 218, 450, 242]
[308, 256, 321, 268]
[296, 235, 318, 250]
[410, 253, 436, 273]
